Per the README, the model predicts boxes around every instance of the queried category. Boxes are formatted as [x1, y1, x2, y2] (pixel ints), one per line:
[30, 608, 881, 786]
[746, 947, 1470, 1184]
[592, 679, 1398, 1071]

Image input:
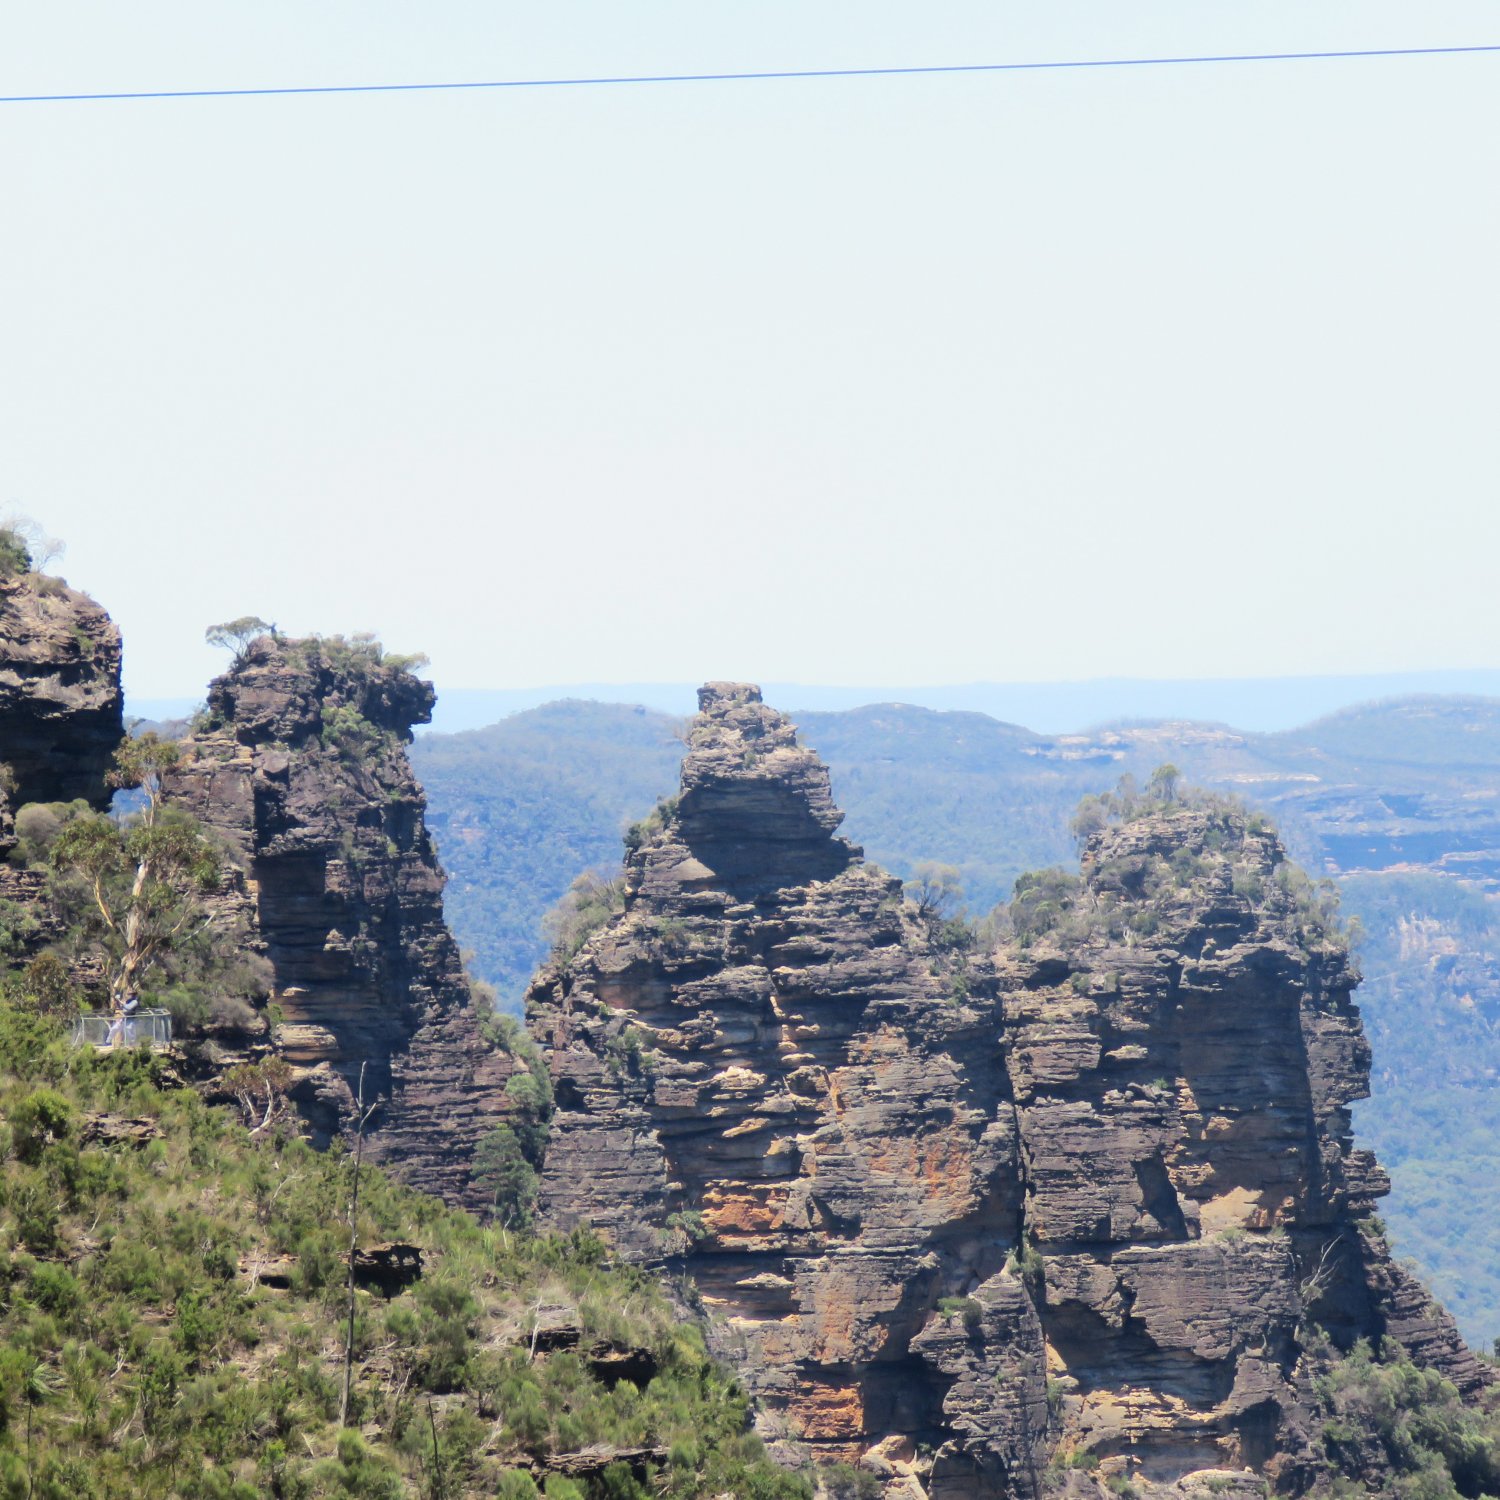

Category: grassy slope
[0, 1005, 809, 1500]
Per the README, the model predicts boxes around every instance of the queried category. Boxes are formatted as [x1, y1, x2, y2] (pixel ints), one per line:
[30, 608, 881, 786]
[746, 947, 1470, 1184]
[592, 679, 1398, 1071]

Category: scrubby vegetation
[541, 874, 626, 965]
[473, 1015, 554, 1230]
[4, 743, 266, 1031]
[1001, 775, 1357, 954]
[0, 1000, 812, 1499]
[287, 632, 430, 682]
[0, 527, 32, 579]
[0, 516, 63, 580]
[0, 723, 811, 1497]
[320, 703, 387, 759]
[1311, 1338, 1500, 1499]
[621, 797, 679, 856]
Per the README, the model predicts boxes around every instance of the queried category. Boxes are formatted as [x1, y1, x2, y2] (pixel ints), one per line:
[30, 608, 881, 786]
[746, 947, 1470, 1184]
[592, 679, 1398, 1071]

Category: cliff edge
[0, 570, 122, 817]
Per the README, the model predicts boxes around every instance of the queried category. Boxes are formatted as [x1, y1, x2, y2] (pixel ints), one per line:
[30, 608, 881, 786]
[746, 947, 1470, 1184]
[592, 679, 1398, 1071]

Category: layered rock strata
[998, 810, 1484, 1492]
[529, 683, 1032, 1493]
[0, 571, 122, 818]
[165, 636, 509, 1209]
[528, 683, 1483, 1499]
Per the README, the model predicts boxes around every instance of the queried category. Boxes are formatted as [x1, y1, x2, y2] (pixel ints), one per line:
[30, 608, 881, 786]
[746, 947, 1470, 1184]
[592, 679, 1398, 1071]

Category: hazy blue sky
[4, 4, 1497, 700]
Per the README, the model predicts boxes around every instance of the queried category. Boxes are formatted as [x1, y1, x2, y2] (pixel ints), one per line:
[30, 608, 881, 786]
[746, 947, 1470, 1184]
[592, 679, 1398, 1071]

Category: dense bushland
[1310, 1336, 1500, 1500]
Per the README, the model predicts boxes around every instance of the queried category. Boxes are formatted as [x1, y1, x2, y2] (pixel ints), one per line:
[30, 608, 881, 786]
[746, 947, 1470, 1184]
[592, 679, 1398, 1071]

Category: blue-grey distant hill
[371, 667, 1500, 736]
[132, 667, 1500, 737]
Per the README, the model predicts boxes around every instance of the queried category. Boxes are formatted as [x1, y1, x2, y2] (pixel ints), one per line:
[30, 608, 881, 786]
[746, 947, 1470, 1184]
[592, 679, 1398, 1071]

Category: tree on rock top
[204, 615, 275, 666]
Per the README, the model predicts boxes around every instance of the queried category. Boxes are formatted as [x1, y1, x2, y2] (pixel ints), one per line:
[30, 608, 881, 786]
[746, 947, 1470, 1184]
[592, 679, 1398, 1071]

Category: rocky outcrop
[530, 684, 1028, 1492]
[528, 684, 1484, 1499]
[0, 572, 122, 820]
[997, 807, 1488, 1492]
[165, 635, 510, 1210]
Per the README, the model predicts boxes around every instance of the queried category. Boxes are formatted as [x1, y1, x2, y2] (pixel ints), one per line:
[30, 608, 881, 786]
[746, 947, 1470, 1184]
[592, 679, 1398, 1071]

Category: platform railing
[69, 1009, 174, 1050]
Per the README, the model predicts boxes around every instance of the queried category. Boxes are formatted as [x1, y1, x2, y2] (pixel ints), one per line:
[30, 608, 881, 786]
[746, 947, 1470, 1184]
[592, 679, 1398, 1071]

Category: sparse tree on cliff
[223, 1056, 295, 1135]
[0, 527, 30, 578]
[0, 513, 64, 577]
[107, 731, 179, 820]
[205, 615, 273, 666]
[905, 861, 964, 923]
[1148, 763, 1182, 803]
[51, 737, 221, 1014]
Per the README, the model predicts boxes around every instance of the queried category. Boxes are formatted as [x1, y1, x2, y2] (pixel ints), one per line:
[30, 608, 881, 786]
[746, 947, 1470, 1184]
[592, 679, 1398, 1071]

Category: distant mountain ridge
[133, 666, 1500, 737]
[416, 692, 1500, 998]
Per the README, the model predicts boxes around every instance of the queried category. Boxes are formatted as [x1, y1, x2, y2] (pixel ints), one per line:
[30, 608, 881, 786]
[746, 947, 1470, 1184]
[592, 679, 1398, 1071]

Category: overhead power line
[2, 42, 1497, 106]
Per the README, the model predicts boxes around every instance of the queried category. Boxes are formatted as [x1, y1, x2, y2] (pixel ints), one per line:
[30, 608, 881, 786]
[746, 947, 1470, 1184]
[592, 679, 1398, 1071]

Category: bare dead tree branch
[339, 1062, 379, 1429]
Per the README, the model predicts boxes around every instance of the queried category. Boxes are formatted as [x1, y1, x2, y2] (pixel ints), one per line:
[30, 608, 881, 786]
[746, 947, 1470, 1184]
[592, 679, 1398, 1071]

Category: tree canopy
[50, 736, 221, 1013]
[204, 616, 273, 664]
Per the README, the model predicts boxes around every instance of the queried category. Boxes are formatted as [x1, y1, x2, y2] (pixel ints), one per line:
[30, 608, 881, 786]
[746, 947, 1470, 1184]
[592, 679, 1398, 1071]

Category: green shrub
[1009, 867, 1081, 944]
[820, 1461, 883, 1498]
[543, 871, 626, 960]
[320, 703, 383, 758]
[292, 1229, 342, 1293]
[622, 796, 679, 854]
[27, 1262, 82, 1316]
[473, 1125, 540, 1229]
[495, 1472, 542, 1498]
[0, 524, 32, 577]
[936, 1295, 983, 1327]
[1316, 1338, 1500, 1497]
[7, 1087, 74, 1162]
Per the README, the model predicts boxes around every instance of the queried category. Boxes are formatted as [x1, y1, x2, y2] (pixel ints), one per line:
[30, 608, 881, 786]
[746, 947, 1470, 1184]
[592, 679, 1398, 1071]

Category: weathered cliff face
[999, 810, 1484, 1492]
[527, 685, 1037, 1494]
[530, 682, 1032, 1494]
[0, 572, 122, 821]
[529, 684, 1484, 1499]
[165, 635, 509, 1210]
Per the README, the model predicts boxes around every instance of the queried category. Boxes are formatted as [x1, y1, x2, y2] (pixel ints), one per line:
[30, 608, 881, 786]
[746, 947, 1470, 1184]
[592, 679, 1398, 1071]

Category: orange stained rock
[846, 1022, 912, 1064]
[743, 1314, 807, 1366]
[865, 1122, 979, 1214]
[700, 1182, 789, 1237]
[807, 1274, 905, 1364]
[824, 1072, 846, 1118]
[787, 1378, 867, 1440]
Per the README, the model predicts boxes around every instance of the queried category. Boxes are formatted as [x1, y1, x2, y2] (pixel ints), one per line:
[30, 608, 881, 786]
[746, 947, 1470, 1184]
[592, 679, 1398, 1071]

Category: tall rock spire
[165, 634, 510, 1210]
[528, 683, 1485, 1499]
[529, 683, 1037, 1494]
[670, 681, 856, 893]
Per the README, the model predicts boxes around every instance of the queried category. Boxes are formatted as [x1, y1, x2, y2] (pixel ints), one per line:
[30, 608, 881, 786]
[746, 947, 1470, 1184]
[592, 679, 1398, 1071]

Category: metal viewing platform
[69, 1009, 174, 1050]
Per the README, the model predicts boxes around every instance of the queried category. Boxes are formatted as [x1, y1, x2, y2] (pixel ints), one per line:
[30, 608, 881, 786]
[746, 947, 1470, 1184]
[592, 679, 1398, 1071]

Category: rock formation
[165, 634, 510, 1210]
[0, 569, 123, 976]
[0, 570, 122, 820]
[528, 683, 1485, 1499]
